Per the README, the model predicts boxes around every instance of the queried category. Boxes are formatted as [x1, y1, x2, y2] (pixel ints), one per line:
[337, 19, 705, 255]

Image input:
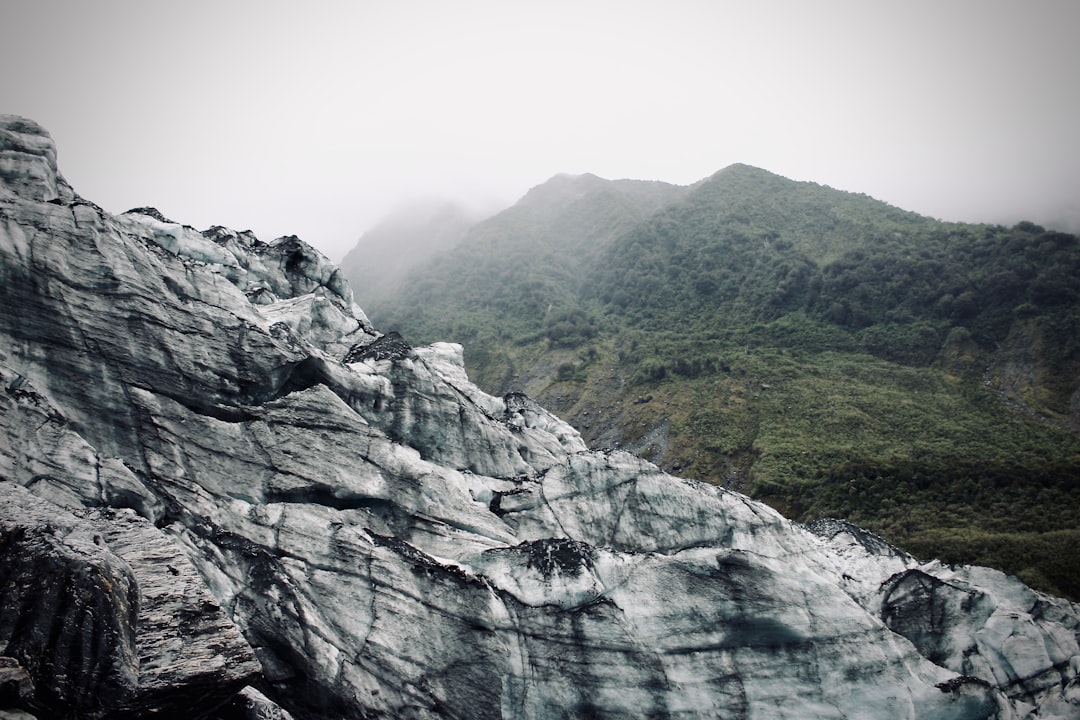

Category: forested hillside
[347, 166, 1080, 600]
[356, 173, 687, 349]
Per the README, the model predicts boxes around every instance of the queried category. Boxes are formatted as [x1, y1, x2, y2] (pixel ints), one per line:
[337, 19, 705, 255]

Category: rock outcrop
[0, 483, 260, 718]
[1, 114, 1079, 719]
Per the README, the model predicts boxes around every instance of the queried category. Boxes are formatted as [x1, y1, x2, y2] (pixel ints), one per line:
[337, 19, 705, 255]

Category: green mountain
[362, 173, 687, 357]
[347, 165, 1080, 600]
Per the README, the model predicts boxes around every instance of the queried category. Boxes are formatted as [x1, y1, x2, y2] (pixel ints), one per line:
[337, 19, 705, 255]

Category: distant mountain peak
[700, 162, 790, 185]
[517, 172, 611, 209]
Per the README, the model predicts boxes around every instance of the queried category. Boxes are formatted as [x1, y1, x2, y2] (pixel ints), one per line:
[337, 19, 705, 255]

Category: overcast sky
[3, 0, 1078, 261]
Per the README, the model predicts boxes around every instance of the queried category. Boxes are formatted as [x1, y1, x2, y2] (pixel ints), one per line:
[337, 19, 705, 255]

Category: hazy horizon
[3, 0, 1078, 262]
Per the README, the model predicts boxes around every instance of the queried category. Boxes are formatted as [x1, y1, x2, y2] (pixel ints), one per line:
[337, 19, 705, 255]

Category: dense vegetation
[349, 165, 1080, 600]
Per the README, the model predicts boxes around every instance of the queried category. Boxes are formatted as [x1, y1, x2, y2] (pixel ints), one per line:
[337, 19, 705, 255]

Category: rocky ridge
[1, 114, 1079, 719]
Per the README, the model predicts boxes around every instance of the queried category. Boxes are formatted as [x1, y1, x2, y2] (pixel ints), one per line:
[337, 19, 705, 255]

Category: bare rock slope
[1, 114, 1079, 719]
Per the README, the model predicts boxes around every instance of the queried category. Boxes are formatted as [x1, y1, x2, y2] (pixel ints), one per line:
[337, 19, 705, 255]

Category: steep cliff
[1, 115, 1078, 719]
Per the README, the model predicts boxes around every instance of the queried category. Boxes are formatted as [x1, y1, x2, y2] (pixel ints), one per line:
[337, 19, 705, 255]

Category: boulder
[0, 483, 259, 718]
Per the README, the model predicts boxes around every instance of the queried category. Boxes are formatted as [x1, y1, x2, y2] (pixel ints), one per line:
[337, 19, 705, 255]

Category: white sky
[3, 0, 1078, 261]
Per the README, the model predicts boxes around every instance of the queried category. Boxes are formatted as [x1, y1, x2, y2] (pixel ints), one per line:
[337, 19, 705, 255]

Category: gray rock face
[216, 686, 297, 720]
[0, 485, 139, 715]
[0, 483, 259, 718]
[1, 113, 1079, 719]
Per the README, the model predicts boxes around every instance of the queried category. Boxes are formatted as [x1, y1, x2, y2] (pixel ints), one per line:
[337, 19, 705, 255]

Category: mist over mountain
[356, 164, 1080, 602]
[352, 173, 688, 339]
[341, 199, 481, 313]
